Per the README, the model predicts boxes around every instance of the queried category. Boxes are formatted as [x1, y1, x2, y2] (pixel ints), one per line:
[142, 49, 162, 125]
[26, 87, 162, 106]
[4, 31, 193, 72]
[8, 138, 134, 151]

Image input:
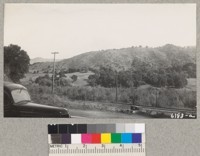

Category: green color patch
[111, 133, 121, 143]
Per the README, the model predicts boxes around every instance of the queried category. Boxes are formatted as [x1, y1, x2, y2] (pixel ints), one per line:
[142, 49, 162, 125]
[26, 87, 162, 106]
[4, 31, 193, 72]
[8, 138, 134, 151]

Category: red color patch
[91, 134, 101, 143]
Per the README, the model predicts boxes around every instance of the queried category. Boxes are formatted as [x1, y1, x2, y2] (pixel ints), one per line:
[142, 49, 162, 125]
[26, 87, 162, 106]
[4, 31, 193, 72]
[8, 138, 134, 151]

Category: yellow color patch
[101, 133, 111, 143]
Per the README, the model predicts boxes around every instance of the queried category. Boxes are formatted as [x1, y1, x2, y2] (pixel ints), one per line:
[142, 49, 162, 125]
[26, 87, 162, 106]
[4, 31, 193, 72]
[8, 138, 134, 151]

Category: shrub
[35, 74, 52, 87]
[24, 82, 196, 109]
[71, 75, 78, 82]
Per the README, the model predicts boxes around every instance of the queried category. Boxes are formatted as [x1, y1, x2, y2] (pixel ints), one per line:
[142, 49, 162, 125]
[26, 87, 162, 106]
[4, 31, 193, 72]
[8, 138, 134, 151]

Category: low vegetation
[24, 78, 196, 111]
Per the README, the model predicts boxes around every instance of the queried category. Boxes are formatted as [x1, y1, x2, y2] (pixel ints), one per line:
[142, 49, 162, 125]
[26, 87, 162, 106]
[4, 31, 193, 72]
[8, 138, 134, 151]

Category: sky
[4, 4, 196, 59]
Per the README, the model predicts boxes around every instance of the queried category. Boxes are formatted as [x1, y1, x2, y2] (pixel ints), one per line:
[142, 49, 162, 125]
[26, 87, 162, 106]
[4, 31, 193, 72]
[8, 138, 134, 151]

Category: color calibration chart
[48, 123, 145, 156]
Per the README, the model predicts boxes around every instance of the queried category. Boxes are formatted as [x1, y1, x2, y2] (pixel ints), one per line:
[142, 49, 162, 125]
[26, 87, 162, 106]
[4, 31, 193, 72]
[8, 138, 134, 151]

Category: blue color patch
[121, 133, 132, 143]
[132, 133, 142, 143]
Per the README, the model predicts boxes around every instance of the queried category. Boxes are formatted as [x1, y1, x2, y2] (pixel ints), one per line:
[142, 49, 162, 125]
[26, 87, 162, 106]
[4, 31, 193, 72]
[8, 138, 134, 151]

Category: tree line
[4, 44, 30, 82]
[88, 59, 195, 89]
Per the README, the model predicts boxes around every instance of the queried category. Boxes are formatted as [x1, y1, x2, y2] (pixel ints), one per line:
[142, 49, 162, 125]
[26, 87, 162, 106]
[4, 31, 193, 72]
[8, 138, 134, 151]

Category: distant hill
[30, 57, 61, 64]
[29, 44, 196, 72]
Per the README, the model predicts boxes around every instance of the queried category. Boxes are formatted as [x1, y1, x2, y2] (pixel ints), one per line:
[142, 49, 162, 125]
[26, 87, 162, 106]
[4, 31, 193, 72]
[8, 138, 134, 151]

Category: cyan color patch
[121, 133, 132, 143]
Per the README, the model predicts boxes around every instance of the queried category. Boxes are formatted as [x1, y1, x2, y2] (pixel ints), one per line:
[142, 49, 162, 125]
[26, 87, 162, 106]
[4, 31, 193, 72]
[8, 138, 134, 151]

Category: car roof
[4, 81, 27, 91]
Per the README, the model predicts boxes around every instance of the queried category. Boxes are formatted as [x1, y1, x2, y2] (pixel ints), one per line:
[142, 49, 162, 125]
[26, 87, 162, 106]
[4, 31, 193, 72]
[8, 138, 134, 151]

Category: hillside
[29, 44, 196, 72]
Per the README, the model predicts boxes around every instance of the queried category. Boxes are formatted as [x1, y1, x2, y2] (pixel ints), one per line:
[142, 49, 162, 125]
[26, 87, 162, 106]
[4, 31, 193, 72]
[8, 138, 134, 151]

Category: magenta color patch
[81, 134, 92, 144]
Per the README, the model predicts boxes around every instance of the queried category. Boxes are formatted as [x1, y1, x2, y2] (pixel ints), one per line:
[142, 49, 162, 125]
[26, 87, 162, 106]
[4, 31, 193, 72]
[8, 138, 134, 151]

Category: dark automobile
[4, 82, 71, 118]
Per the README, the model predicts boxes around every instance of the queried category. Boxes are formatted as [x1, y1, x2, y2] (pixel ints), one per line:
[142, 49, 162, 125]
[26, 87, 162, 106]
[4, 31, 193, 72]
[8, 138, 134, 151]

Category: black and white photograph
[4, 3, 196, 118]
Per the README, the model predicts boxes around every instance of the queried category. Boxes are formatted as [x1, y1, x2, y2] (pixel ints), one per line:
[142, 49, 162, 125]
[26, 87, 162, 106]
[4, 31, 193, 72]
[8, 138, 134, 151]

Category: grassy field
[21, 73, 48, 84]
[21, 71, 196, 112]
[21, 71, 94, 86]
[64, 71, 94, 86]
[185, 78, 196, 91]
[22, 79, 196, 113]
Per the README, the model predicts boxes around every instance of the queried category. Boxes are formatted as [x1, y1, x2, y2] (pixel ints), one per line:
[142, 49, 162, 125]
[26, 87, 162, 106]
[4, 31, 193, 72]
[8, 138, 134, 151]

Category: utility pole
[51, 52, 59, 94]
[155, 88, 159, 107]
[115, 71, 118, 103]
